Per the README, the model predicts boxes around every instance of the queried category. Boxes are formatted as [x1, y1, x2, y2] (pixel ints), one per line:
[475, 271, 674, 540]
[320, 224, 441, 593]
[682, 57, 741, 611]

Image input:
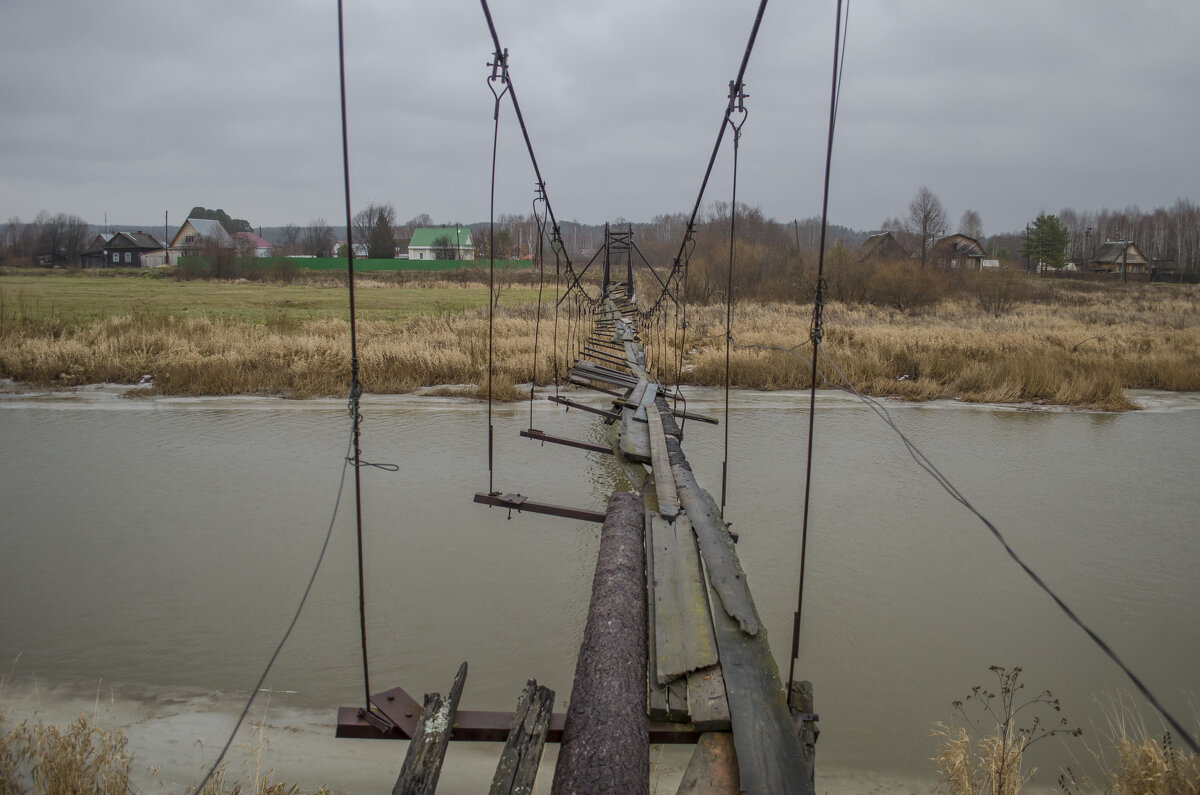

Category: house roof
[932, 234, 985, 257]
[171, 218, 233, 248]
[408, 227, 473, 248]
[233, 231, 272, 249]
[1093, 241, 1146, 264]
[83, 233, 113, 254]
[107, 231, 164, 250]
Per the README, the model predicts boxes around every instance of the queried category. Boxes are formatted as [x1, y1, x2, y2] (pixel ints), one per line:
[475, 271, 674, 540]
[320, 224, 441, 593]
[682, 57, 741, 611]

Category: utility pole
[1121, 237, 1129, 286]
[1025, 223, 1032, 274]
[1084, 226, 1092, 271]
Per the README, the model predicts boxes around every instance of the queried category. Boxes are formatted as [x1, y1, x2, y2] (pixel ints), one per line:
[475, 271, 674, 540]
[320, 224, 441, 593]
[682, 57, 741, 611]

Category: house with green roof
[408, 226, 474, 261]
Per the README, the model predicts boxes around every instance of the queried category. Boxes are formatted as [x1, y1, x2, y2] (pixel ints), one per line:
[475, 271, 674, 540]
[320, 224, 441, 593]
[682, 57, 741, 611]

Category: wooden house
[84, 231, 166, 267]
[930, 234, 986, 270]
[1091, 241, 1148, 275]
[859, 231, 910, 262]
[168, 218, 233, 264]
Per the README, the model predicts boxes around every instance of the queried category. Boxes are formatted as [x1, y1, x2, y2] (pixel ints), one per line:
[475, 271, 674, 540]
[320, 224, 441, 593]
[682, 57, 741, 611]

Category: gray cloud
[2, 0, 1197, 235]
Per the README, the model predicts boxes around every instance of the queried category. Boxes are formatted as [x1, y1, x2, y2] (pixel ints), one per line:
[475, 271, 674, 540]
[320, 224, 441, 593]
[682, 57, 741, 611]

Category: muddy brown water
[1, 386, 1197, 787]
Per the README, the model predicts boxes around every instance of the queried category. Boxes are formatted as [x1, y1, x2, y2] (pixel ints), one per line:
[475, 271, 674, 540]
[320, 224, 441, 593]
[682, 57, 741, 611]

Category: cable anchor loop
[726, 80, 750, 137]
[487, 48, 510, 116]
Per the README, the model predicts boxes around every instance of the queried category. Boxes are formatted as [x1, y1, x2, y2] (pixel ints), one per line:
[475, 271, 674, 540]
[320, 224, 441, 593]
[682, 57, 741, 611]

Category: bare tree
[301, 219, 334, 257]
[958, 209, 983, 241]
[277, 223, 301, 256]
[905, 186, 947, 267]
[352, 202, 398, 258]
[432, 234, 455, 260]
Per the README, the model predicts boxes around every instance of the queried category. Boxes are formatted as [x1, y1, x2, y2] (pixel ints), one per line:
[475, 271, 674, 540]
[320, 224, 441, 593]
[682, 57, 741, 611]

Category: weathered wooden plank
[651, 514, 718, 683]
[705, 577, 811, 795]
[664, 409, 758, 636]
[686, 666, 731, 732]
[664, 676, 690, 723]
[620, 407, 651, 464]
[645, 506, 670, 722]
[552, 492, 649, 795]
[626, 378, 649, 408]
[634, 382, 659, 421]
[675, 732, 740, 795]
[393, 661, 468, 795]
[645, 405, 679, 519]
[490, 679, 556, 795]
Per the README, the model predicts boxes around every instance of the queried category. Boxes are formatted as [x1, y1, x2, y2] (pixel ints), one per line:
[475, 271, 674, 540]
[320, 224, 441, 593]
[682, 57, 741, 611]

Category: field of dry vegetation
[0, 269, 1197, 410]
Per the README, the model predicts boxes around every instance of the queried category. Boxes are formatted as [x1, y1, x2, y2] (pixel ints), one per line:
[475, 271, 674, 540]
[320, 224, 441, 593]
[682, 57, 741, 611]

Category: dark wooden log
[551, 492, 649, 795]
[788, 680, 817, 790]
[490, 679, 556, 795]
[393, 661, 468, 795]
[675, 732, 740, 795]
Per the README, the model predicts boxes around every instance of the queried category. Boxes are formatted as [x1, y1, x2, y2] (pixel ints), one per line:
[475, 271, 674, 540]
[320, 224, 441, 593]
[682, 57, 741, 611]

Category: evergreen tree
[1021, 214, 1070, 270]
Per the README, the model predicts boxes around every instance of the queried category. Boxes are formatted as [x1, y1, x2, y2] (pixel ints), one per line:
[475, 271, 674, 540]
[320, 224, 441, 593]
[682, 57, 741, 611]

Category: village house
[167, 218, 233, 264]
[407, 227, 475, 261]
[930, 233, 986, 270]
[1091, 241, 1148, 275]
[858, 231, 910, 262]
[82, 231, 166, 267]
[232, 231, 273, 258]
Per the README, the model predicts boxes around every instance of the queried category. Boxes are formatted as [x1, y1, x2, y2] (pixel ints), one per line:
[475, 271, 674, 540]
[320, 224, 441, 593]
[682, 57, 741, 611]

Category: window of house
[112, 253, 119, 263]
[125, 252, 132, 263]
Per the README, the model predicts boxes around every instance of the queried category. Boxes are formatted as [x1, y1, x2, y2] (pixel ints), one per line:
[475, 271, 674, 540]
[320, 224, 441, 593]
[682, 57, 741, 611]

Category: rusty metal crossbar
[336, 688, 704, 744]
[473, 491, 606, 523]
[520, 427, 614, 455]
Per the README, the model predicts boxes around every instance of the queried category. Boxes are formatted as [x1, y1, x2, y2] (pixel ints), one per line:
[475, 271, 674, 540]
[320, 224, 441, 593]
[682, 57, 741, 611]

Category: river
[1, 385, 1197, 792]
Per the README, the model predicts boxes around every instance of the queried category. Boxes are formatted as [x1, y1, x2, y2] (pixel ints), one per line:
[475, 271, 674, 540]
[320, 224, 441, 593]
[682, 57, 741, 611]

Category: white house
[407, 227, 475, 261]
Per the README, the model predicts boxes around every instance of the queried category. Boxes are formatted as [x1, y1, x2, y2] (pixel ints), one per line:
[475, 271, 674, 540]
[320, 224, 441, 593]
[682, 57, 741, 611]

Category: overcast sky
[3, 1, 1198, 236]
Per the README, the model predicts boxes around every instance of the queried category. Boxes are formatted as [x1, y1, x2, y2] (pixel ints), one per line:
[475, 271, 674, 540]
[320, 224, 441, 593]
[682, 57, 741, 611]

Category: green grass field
[0, 271, 543, 325]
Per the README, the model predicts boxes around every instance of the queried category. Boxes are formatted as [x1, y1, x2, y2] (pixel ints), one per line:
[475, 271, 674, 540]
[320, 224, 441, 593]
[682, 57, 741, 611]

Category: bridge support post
[551, 491, 648, 795]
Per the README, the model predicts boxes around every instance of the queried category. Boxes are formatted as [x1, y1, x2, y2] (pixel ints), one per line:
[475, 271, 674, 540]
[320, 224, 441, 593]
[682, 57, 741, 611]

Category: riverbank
[0, 676, 946, 794]
[1, 272, 1196, 409]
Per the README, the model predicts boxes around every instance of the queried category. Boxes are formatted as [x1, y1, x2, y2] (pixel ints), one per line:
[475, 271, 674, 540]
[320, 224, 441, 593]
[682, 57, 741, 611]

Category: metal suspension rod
[667, 0, 769, 275]
[478, 0, 578, 285]
[335, 0, 374, 713]
[789, 0, 845, 696]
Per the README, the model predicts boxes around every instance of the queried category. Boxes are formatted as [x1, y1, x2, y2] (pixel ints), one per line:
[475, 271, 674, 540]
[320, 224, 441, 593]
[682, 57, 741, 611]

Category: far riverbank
[1, 271, 1196, 409]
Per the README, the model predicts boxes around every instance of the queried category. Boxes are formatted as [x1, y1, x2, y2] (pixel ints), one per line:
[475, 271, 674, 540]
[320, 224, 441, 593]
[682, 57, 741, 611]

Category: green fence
[290, 257, 530, 271]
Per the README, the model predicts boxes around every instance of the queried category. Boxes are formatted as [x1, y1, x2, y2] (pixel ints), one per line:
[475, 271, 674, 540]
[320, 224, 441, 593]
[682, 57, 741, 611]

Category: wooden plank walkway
[356, 287, 814, 795]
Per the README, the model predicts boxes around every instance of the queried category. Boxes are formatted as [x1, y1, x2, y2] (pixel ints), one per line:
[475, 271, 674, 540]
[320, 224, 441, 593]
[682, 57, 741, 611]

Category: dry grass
[933, 724, 1033, 795]
[679, 285, 1200, 410]
[1, 711, 132, 795]
[1086, 694, 1200, 795]
[0, 703, 333, 795]
[1, 274, 1196, 408]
